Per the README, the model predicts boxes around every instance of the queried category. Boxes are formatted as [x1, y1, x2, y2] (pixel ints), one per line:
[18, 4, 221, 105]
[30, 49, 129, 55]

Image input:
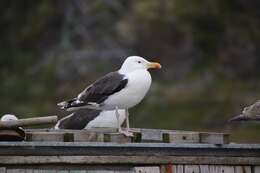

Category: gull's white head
[1, 114, 18, 121]
[119, 56, 161, 73]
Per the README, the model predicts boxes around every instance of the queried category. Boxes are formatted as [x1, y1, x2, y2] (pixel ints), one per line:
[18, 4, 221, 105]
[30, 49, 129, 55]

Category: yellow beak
[147, 62, 162, 69]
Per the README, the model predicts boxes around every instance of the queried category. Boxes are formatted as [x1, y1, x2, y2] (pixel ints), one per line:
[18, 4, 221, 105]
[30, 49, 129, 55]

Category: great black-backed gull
[229, 100, 260, 122]
[58, 56, 161, 136]
[55, 109, 125, 129]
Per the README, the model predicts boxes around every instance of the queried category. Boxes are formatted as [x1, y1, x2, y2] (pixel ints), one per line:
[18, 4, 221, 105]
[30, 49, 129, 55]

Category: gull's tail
[229, 114, 260, 122]
[57, 99, 101, 111]
[228, 114, 248, 122]
[57, 98, 78, 111]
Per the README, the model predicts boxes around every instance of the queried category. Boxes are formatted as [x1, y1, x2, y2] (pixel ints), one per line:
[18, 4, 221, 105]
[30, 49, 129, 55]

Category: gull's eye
[138, 61, 141, 64]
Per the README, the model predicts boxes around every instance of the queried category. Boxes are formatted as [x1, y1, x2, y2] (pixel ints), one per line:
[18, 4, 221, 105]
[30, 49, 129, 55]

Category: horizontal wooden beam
[0, 156, 260, 165]
[0, 142, 259, 158]
[24, 128, 229, 144]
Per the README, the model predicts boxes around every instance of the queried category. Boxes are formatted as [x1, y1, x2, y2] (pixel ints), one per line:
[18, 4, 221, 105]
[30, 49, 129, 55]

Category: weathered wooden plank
[131, 128, 230, 144]
[234, 167, 242, 173]
[138, 129, 163, 142]
[176, 165, 184, 173]
[26, 132, 65, 142]
[209, 166, 221, 173]
[134, 167, 160, 173]
[220, 166, 235, 173]
[235, 166, 251, 173]
[0, 129, 25, 141]
[26, 130, 210, 143]
[245, 167, 252, 173]
[24, 170, 33, 173]
[163, 132, 200, 143]
[73, 129, 133, 142]
[160, 165, 174, 173]
[185, 165, 200, 173]
[73, 131, 98, 142]
[86, 171, 114, 173]
[88, 128, 118, 133]
[56, 171, 68, 173]
[85, 171, 125, 173]
[69, 171, 86, 173]
[104, 133, 132, 143]
[7, 169, 25, 173]
[0, 168, 5, 173]
[0, 142, 259, 158]
[34, 170, 56, 173]
[200, 132, 229, 144]
[1, 156, 260, 165]
[254, 166, 260, 173]
[209, 166, 236, 173]
[244, 167, 251, 173]
[200, 165, 210, 173]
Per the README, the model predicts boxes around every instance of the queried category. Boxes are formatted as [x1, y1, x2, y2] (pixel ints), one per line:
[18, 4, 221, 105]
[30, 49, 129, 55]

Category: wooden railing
[0, 128, 259, 173]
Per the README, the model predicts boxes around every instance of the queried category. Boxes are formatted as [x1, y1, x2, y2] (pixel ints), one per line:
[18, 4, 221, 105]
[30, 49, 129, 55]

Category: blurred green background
[1, 0, 260, 143]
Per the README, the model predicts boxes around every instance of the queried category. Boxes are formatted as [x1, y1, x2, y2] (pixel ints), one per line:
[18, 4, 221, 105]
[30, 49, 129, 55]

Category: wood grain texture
[163, 132, 200, 143]
[1, 156, 260, 165]
[176, 165, 184, 173]
[104, 133, 132, 143]
[254, 166, 260, 173]
[24, 128, 236, 145]
[26, 132, 64, 142]
[235, 166, 251, 173]
[0, 168, 5, 173]
[160, 165, 174, 173]
[56, 171, 69, 173]
[139, 129, 163, 142]
[220, 166, 235, 173]
[0, 129, 25, 141]
[73, 131, 98, 142]
[185, 165, 200, 173]
[24, 170, 33, 173]
[200, 165, 210, 173]
[69, 171, 86, 173]
[1, 142, 259, 158]
[209, 166, 222, 173]
[35, 170, 56, 173]
[6, 169, 25, 173]
[134, 167, 160, 173]
[200, 132, 229, 144]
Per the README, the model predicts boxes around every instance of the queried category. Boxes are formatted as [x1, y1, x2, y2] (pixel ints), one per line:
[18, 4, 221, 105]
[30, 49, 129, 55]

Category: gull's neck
[118, 68, 147, 75]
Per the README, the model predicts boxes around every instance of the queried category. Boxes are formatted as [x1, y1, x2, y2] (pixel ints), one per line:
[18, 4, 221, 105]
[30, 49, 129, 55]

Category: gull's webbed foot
[118, 129, 134, 137]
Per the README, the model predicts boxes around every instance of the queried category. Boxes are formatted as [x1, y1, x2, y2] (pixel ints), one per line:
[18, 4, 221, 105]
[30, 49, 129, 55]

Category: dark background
[1, 0, 260, 143]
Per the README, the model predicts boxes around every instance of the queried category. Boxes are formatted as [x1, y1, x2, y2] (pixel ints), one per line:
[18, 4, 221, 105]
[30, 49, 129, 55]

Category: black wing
[56, 109, 101, 129]
[77, 71, 128, 104]
[57, 71, 128, 110]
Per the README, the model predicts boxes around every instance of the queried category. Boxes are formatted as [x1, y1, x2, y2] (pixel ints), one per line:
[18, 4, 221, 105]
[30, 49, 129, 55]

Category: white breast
[85, 110, 126, 128]
[103, 69, 152, 109]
